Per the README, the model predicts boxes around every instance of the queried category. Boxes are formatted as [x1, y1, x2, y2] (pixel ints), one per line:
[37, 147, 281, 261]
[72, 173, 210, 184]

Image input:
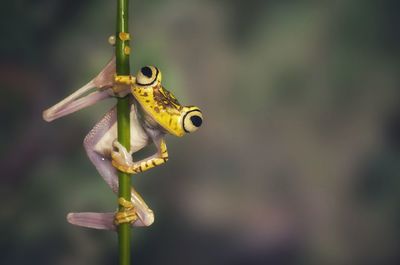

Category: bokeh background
[1, 0, 400, 264]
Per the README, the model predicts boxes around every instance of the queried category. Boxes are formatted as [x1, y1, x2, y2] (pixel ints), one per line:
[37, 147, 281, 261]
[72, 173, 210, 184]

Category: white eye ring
[183, 110, 203, 133]
[136, 66, 159, 86]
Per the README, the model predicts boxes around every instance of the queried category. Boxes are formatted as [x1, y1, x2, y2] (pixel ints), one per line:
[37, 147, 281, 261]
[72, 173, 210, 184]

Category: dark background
[1, 0, 400, 264]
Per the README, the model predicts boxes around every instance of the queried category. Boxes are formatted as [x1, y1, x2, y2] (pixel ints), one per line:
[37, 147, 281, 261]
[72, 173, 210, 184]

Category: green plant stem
[116, 0, 131, 264]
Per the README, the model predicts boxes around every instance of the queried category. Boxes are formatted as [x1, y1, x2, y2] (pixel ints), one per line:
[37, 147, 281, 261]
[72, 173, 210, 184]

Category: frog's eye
[183, 109, 203, 133]
[136, 66, 160, 86]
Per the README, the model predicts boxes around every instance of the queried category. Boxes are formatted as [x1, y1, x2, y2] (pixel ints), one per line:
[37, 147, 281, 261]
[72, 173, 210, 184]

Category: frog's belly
[94, 108, 149, 157]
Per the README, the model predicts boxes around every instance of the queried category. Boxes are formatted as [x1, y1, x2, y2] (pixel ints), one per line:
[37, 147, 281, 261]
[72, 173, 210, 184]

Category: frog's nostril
[190, 115, 202, 127]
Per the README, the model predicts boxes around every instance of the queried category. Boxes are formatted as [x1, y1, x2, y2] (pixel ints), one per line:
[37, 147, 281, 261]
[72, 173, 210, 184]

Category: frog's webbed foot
[114, 197, 138, 225]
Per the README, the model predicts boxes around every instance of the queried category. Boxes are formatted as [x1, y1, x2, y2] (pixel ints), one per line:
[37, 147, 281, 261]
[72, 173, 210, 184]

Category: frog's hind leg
[83, 106, 119, 192]
[67, 107, 155, 230]
[67, 202, 152, 230]
[67, 188, 155, 229]
[43, 57, 116, 122]
[67, 191, 154, 229]
[67, 212, 116, 230]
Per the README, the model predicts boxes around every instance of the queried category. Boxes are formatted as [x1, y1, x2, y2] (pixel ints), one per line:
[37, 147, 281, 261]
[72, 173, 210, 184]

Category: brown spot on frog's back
[154, 107, 160, 113]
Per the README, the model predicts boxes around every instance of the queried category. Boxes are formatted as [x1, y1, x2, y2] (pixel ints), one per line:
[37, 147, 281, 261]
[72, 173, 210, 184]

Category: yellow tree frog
[43, 58, 203, 230]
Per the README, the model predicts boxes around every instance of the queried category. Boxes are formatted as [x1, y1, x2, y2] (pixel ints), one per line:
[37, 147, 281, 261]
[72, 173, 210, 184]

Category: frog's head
[131, 66, 203, 137]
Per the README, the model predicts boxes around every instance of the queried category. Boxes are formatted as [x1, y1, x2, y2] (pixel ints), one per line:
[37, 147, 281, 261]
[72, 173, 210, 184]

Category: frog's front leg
[112, 136, 168, 174]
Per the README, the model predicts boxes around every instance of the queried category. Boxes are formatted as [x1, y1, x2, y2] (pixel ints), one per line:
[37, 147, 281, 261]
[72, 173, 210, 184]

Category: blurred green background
[1, 0, 400, 264]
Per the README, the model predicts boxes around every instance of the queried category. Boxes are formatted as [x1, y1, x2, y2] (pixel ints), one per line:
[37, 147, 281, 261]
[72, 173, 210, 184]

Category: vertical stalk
[116, 0, 131, 264]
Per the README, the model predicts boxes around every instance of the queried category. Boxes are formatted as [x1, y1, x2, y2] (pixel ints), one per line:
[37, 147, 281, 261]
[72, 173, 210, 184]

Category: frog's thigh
[84, 107, 119, 192]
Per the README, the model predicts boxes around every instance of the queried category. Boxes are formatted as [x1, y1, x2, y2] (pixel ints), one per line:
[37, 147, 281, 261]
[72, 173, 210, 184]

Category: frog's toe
[112, 139, 125, 151]
[112, 140, 133, 166]
[114, 197, 138, 225]
[111, 151, 123, 166]
[114, 208, 138, 225]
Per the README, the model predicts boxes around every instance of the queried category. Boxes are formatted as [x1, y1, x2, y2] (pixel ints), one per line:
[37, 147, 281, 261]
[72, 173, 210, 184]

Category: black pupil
[190, 115, 202, 127]
[141, 67, 152, 78]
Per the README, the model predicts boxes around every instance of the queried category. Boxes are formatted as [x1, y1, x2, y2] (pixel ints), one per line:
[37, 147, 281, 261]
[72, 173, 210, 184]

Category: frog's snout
[182, 107, 203, 133]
